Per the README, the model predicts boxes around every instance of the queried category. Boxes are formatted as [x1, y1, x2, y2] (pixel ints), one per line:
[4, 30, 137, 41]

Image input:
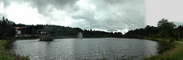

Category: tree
[177, 25, 183, 40]
[2, 16, 5, 20]
[144, 25, 158, 37]
[31, 28, 37, 34]
[0, 17, 16, 39]
[43, 25, 54, 35]
[157, 18, 176, 38]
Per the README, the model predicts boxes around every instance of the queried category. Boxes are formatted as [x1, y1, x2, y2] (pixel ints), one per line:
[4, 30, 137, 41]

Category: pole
[178, 29, 180, 41]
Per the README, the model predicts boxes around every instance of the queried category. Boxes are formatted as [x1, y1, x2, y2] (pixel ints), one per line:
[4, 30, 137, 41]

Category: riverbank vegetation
[144, 41, 183, 60]
[124, 18, 183, 60]
[0, 17, 16, 39]
[0, 40, 29, 60]
[39, 35, 54, 41]
[124, 18, 183, 41]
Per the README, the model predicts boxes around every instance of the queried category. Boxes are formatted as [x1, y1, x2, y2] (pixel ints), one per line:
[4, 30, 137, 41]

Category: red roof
[14, 27, 21, 29]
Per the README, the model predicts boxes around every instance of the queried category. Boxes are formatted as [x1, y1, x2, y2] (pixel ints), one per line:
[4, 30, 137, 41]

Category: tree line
[0, 16, 123, 39]
[124, 18, 183, 41]
[1, 16, 182, 40]
[42, 25, 123, 38]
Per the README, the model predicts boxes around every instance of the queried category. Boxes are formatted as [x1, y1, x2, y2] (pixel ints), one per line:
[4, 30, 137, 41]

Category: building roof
[14, 27, 21, 29]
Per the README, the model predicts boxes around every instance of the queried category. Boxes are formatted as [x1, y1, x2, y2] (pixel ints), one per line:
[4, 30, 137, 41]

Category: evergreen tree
[0, 17, 16, 39]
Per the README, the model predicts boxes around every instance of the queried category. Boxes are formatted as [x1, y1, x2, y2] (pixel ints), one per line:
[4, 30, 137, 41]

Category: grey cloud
[1, 0, 10, 8]
[1, 0, 78, 16]
[1, 0, 145, 32]
[65, 0, 145, 31]
[0, 13, 4, 19]
[31, 0, 78, 15]
[105, 0, 142, 4]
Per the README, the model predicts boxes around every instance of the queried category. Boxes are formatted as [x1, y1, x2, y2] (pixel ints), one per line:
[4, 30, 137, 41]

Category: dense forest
[0, 16, 183, 40]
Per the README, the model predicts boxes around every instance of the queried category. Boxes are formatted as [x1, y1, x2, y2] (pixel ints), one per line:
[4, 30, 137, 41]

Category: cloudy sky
[0, 0, 183, 33]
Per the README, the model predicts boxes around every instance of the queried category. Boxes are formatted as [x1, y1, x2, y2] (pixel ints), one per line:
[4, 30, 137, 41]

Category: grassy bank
[0, 40, 30, 60]
[144, 38, 183, 60]
[144, 37, 175, 42]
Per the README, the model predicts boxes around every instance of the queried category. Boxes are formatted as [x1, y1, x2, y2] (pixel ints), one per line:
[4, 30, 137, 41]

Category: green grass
[144, 38, 183, 60]
[167, 43, 183, 60]
[0, 40, 30, 60]
[180, 39, 183, 42]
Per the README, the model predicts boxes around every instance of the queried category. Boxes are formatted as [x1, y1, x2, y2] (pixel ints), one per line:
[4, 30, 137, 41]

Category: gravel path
[175, 41, 183, 44]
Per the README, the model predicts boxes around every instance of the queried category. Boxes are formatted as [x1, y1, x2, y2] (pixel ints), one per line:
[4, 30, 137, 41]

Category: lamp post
[178, 29, 180, 41]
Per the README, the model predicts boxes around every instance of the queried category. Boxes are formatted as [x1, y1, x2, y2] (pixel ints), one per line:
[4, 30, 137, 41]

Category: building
[14, 26, 43, 37]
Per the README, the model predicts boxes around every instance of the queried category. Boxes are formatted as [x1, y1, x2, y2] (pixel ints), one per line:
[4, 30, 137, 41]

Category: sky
[0, 0, 183, 34]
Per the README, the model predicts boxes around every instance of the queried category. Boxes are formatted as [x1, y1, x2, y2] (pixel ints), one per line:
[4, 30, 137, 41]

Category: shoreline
[144, 37, 183, 60]
[0, 40, 30, 60]
[2, 37, 183, 60]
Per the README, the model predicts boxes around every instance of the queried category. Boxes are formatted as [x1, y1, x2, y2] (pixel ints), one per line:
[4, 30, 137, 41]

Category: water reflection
[8, 38, 158, 60]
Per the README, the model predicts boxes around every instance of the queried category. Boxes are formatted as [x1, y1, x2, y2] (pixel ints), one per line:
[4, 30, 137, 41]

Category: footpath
[175, 41, 183, 60]
[175, 41, 183, 44]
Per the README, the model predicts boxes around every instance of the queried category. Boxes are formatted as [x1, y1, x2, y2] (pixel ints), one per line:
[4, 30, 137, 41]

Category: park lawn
[0, 40, 30, 60]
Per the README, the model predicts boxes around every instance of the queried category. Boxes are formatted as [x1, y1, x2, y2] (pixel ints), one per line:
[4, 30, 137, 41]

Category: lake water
[7, 38, 158, 60]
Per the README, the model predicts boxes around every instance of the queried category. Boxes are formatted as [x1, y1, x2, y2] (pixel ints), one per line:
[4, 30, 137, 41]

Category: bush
[39, 35, 54, 41]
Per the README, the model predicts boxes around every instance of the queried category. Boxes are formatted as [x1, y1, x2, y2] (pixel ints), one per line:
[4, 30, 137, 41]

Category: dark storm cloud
[0, 0, 145, 32]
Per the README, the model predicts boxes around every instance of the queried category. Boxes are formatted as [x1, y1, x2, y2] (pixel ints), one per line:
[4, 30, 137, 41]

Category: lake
[7, 38, 158, 60]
